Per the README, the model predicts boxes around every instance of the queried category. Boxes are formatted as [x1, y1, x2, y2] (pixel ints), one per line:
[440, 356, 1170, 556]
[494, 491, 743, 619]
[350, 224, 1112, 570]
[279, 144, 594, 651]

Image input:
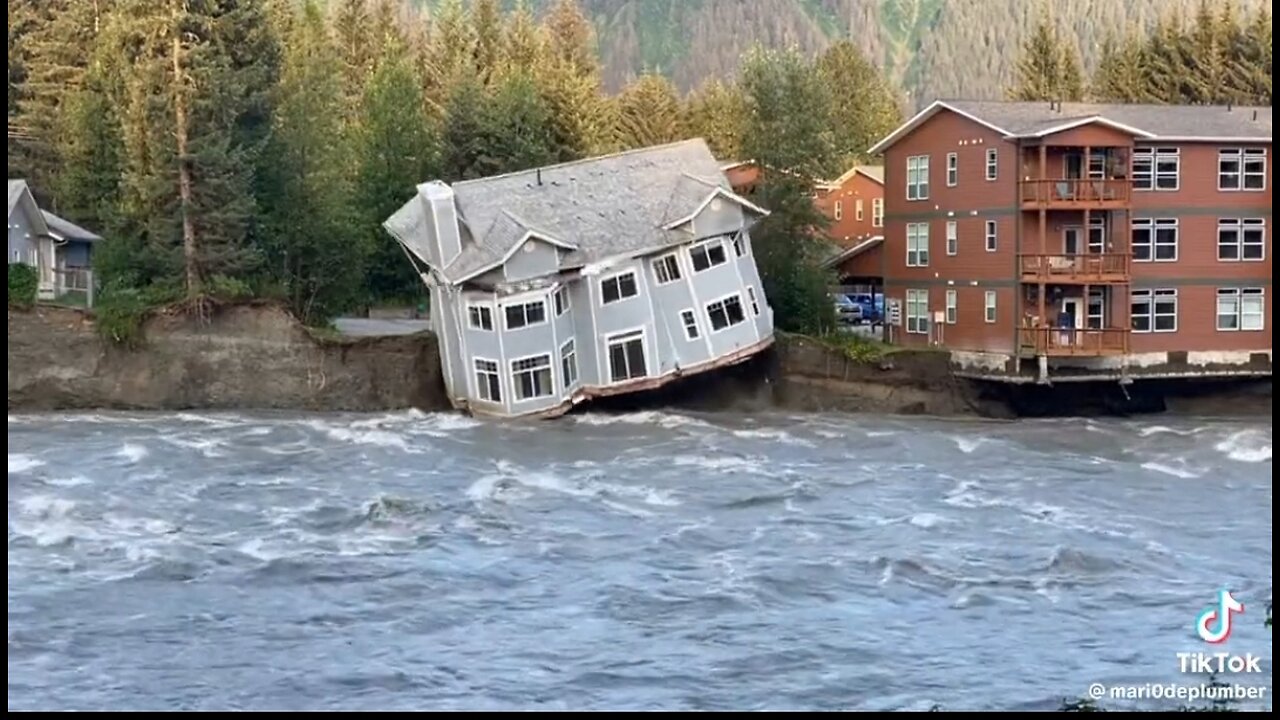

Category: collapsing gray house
[383, 139, 777, 419]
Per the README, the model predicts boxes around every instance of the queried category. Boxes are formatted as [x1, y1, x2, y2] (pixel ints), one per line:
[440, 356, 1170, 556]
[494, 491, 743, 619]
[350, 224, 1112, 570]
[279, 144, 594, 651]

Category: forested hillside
[410, 0, 1268, 101]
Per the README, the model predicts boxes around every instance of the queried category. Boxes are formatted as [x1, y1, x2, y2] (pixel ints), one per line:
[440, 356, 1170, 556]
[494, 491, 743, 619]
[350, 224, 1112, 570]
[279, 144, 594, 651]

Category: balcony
[1019, 178, 1131, 209]
[1019, 253, 1130, 283]
[1019, 326, 1130, 356]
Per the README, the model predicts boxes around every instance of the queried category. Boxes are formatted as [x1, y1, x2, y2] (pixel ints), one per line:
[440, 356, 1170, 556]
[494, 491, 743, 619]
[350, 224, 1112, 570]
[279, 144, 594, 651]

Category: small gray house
[8, 180, 101, 299]
[384, 139, 776, 419]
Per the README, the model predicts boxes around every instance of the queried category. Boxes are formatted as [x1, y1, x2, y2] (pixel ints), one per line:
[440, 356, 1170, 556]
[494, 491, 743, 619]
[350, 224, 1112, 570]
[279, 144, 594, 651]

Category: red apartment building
[814, 166, 886, 284]
[869, 100, 1272, 382]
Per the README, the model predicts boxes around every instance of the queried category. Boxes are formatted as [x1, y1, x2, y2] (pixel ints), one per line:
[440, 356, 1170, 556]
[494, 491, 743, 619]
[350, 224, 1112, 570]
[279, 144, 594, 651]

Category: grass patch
[812, 329, 890, 363]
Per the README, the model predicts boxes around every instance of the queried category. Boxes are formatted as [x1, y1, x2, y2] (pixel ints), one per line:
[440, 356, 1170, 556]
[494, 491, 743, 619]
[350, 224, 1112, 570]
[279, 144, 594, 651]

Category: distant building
[869, 100, 1272, 383]
[7, 180, 101, 299]
[384, 139, 776, 419]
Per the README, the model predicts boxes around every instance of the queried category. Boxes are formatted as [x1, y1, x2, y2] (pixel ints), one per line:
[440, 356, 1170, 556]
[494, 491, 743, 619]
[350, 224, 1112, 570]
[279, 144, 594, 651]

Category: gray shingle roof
[42, 210, 102, 242]
[8, 179, 28, 216]
[423, 139, 753, 283]
[945, 100, 1272, 139]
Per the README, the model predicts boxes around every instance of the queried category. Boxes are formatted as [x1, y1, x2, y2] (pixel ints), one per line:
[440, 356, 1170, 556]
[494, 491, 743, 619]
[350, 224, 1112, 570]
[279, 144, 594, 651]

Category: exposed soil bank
[7, 304, 1270, 418]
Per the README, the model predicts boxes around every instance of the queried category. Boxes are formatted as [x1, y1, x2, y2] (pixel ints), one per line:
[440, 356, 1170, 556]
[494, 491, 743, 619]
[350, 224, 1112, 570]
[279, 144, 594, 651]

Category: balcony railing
[1019, 326, 1130, 356]
[1019, 178, 1131, 207]
[1019, 253, 1130, 281]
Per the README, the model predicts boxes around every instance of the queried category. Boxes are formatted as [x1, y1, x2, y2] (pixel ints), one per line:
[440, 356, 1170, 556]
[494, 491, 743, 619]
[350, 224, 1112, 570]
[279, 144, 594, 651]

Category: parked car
[833, 295, 863, 324]
[845, 293, 884, 324]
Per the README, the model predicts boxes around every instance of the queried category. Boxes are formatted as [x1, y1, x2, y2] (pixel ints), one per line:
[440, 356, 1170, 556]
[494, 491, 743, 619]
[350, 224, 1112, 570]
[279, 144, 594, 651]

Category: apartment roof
[869, 100, 1273, 154]
[405, 139, 767, 284]
[820, 165, 884, 189]
[823, 236, 883, 268]
[42, 210, 102, 242]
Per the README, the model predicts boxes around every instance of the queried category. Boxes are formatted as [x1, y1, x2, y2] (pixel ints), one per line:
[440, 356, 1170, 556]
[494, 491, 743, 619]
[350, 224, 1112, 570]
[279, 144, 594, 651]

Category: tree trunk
[172, 0, 199, 297]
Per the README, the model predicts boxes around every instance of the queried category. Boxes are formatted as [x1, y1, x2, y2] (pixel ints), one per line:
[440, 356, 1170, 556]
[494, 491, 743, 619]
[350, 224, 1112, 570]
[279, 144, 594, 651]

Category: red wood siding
[1129, 284, 1272, 353]
[814, 172, 883, 247]
[835, 242, 883, 279]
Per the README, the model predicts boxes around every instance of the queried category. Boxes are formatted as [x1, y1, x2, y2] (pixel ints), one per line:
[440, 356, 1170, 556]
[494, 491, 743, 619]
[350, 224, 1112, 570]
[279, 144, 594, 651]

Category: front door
[1061, 298, 1084, 329]
[1063, 227, 1083, 255]
[1064, 152, 1084, 180]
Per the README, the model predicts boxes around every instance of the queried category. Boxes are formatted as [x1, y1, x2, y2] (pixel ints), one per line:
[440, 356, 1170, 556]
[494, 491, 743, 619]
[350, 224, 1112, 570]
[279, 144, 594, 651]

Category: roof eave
[867, 100, 1011, 155]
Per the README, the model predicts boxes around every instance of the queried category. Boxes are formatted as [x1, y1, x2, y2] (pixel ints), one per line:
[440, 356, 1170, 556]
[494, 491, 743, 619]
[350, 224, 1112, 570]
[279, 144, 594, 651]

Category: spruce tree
[615, 73, 682, 150]
[536, 0, 609, 159]
[486, 72, 557, 175]
[1008, 7, 1079, 102]
[441, 71, 490, 182]
[816, 40, 903, 168]
[55, 49, 125, 240]
[333, 0, 373, 122]
[501, 0, 545, 78]
[471, 0, 503, 85]
[680, 79, 747, 161]
[423, 0, 476, 119]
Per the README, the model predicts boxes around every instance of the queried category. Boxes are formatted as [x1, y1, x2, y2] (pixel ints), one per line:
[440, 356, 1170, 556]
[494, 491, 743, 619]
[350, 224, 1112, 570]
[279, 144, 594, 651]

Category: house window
[560, 339, 579, 388]
[468, 305, 493, 331]
[1087, 150, 1107, 179]
[945, 289, 957, 324]
[906, 222, 929, 267]
[1131, 288, 1177, 333]
[984, 220, 997, 252]
[945, 221, 958, 255]
[1216, 288, 1265, 331]
[984, 290, 997, 323]
[1132, 147, 1179, 191]
[834, 200, 843, 221]
[653, 254, 682, 285]
[1217, 218, 1266, 261]
[946, 152, 958, 187]
[600, 271, 639, 304]
[746, 286, 760, 316]
[905, 289, 928, 334]
[474, 359, 501, 402]
[985, 148, 998, 181]
[906, 155, 929, 200]
[553, 286, 570, 316]
[504, 299, 546, 330]
[871, 198, 884, 228]
[732, 232, 747, 257]
[606, 330, 647, 383]
[1131, 218, 1178, 262]
[1086, 288, 1105, 329]
[1218, 148, 1267, 191]
[706, 294, 746, 332]
[855, 198, 864, 221]
[689, 239, 728, 272]
[680, 309, 700, 340]
[510, 354, 554, 401]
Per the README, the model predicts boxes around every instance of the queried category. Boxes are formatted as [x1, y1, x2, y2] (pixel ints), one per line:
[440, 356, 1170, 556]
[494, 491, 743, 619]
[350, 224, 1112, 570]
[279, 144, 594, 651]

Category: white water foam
[670, 455, 765, 474]
[574, 411, 713, 430]
[116, 443, 149, 463]
[11, 495, 91, 547]
[731, 428, 816, 447]
[909, 512, 945, 529]
[1138, 425, 1204, 438]
[162, 436, 227, 458]
[952, 437, 985, 454]
[1140, 460, 1202, 479]
[305, 420, 418, 453]
[1215, 430, 1272, 463]
[9, 453, 45, 474]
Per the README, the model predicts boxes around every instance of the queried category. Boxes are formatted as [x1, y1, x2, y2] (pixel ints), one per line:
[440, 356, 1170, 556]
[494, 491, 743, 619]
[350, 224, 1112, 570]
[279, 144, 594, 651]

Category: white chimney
[421, 181, 463, 268]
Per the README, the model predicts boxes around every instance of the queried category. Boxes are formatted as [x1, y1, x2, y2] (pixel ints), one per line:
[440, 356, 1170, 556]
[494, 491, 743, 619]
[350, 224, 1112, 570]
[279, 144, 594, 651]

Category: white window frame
[1216, 218, 1266, 262]
[984, 290, 997, 324]
[945, 289, 957, 324]
[906, 155, 929, 201]
[732, 232, 748, 257]
[553, 285, 571, 316]
[1087, 288, 1106, 329]
[745, 286, 761, 316]
[985, 148, 998, 181]
[605, 328, 648, 384]
[871, 198, 884, 228]
[509, 353, 554, 403]
[1133, 147, 1179, 191]
[906, 222, 929, 267]
[705, 292, 747, 333]
[1131, 288, 1178, 333]
[689, 238, 728, 272]
[834, 200, 843, 221]
[652, 253, 682, 285]
[946, 152, 958, 187]
[679, 308, 700, 340]
[1131, 218, 1178, 263]
[503, 299, 547, 330]
[1216, 288, 1265, 332]
[467, 303, 494, 331]
[855, 198, 864, 221]
[473, 357, 502, 403]
[560, 339, 579, 388]
[984, 220, 997, 252]
[1218, 148, 1267, 191]
[905, 289, 928, 334]
[600, 270, 639, 305]
[945, 220, 957, 255]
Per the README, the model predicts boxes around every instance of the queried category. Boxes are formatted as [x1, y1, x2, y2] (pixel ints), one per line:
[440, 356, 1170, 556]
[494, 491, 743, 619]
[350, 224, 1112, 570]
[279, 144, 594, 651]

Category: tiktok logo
[1196, 590, 1245, 644]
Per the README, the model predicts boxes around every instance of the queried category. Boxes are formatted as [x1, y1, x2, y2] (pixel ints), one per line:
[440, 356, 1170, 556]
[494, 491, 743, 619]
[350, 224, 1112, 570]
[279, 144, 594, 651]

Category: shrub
[8, 263, 38, 308]
[93, 283, 181, 347]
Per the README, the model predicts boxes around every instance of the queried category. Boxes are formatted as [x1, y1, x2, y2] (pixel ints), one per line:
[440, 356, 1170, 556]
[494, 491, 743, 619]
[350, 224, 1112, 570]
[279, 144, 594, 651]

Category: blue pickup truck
[845, 293, 884, 324]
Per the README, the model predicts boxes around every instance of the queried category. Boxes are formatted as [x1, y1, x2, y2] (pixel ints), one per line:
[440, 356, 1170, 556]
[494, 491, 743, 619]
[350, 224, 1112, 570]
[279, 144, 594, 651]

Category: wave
[304, 420, 417, 453]
[116, 443, 149, 463]
[670, 454, 765, 474]
[573, 410, 713, 430]
[465, 460, 676, 515]
[731, 428, 816, 447]
[8, 453, 45, 474]
[1140, 460, 1202, 479]
[1138, 425, 1205, 438]
[951, 437, 985, 454]
[1215, 429, 1271, 463]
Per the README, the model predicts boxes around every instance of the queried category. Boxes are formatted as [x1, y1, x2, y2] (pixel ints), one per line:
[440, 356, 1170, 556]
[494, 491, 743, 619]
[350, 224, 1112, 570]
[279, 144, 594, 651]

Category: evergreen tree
[441, 71, 490, 182]
[545, 0, 596, 72]
[816, 40, 903, 168]
[486, 72, 557, 175]
[356, 43, 438, 302]
[615, 73, 681, 150]
[738, 46, 836, 335]
[423, 0, 475, 118]
[368, 0, 406, 62]
[332, 0, 373, 121]
[501, 0, 544, 78]
[1008, 6, 1081, 102]
[1090, 28, 1146, 102]
[1240, 5, 1272, 103]
[471, 0, 503, 85]
[1188, 0, 1225, 103]
[1058, 42, 1085, 102]
[536, 0, 609, 159]
[1143, 12, 1195, 104]
[259, 0, 361, 323]
[54, 48, 125, 240]
[680, 79, 747, 161]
